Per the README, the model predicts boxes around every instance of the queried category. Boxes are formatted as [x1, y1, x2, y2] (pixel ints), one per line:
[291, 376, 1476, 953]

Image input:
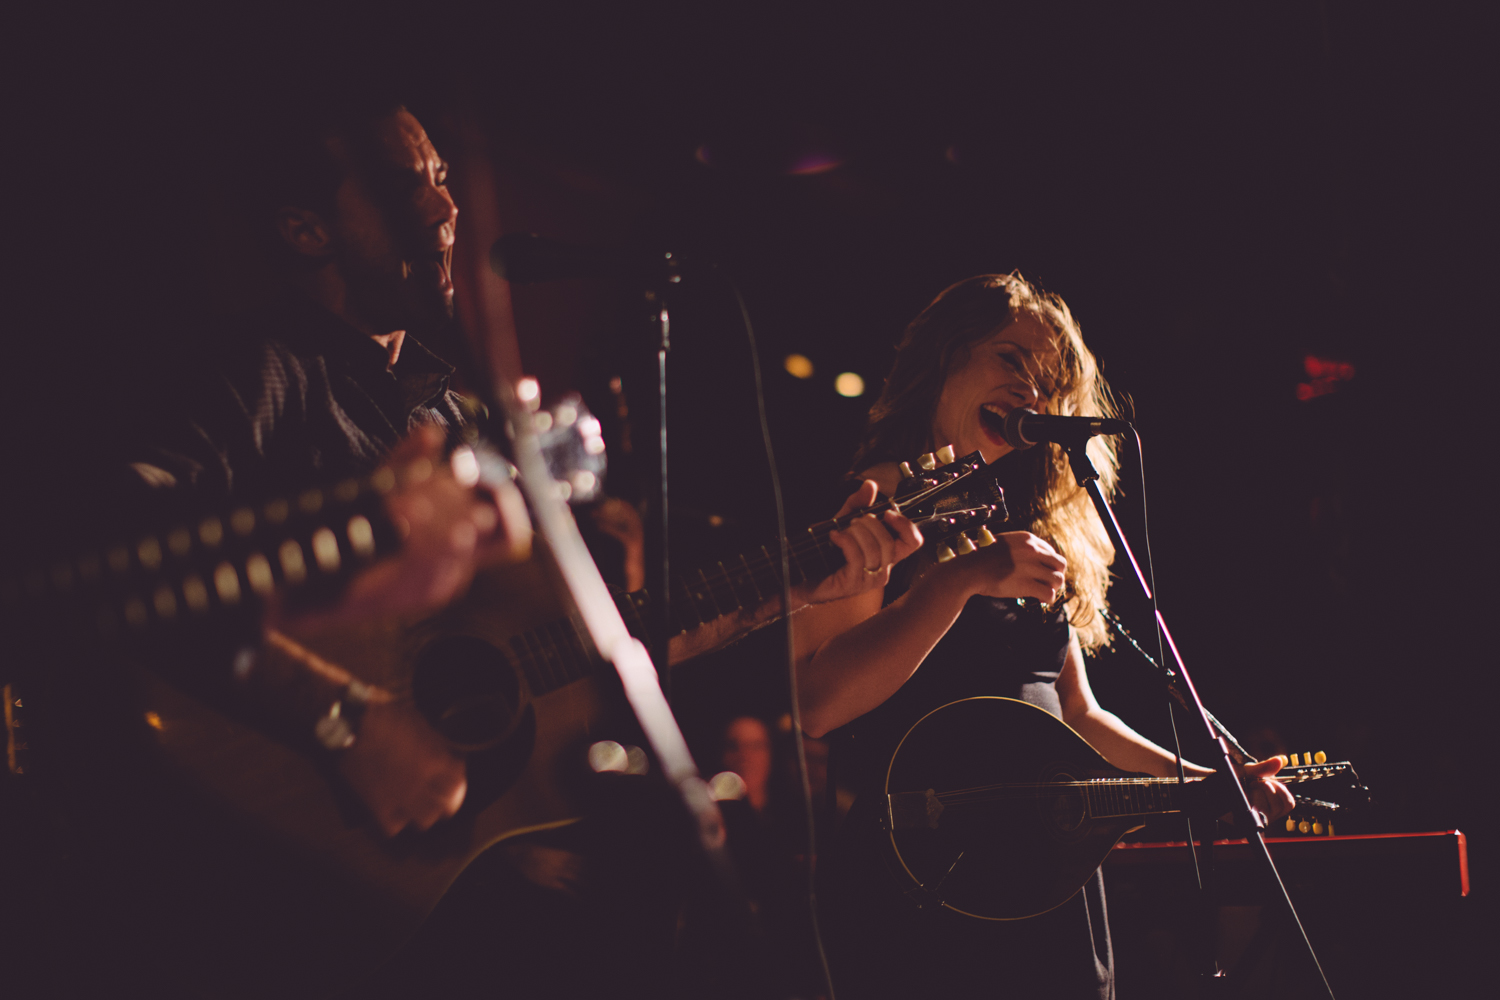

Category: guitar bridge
[888, 789, 944, 830]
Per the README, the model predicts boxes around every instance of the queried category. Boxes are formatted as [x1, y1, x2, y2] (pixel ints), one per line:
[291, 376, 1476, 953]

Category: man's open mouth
[409, 249, 453, 291]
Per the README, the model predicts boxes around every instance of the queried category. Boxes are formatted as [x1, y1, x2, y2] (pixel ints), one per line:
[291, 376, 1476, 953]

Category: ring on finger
[862, 565, 884, 576]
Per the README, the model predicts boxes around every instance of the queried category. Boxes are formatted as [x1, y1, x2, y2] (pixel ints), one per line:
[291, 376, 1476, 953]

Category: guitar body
[137, 557, 612, 948]
[880, 697, 1145, 921]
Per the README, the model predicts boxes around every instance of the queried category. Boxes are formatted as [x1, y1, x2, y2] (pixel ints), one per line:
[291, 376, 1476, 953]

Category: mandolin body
[880, 696, 1148, 921]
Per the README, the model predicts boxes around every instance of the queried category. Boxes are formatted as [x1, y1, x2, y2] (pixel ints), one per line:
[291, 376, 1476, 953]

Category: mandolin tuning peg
[936, 545, 956, 563]
[1298, 820, 1312, 834]
[1313, 751, 1327, 764]
[1288, 753, 1299, 767]
[1327, 821, 1335, 836]
[1312, 821, 1324, 835]
[899, 461, 915, 479]
[919, 453, 938, 471]
[955, 534, 977, 555]
[975, 526, 996, 547]
[935, 444, 956, 465]
[1286, 817, 1297, 833]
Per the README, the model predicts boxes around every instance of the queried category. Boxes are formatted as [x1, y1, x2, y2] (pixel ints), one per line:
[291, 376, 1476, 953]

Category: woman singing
[796, 274, 1293, 999]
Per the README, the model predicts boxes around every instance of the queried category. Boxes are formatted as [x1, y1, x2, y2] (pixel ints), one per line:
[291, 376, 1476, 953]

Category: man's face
[327, 109, 458, 333]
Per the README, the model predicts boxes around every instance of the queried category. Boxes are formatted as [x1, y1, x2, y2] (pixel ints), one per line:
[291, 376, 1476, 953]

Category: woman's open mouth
[978, 403, 1009, 443]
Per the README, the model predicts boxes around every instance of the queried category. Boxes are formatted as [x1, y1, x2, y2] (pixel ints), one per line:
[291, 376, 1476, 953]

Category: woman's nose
[1009, 378, 1039, 407]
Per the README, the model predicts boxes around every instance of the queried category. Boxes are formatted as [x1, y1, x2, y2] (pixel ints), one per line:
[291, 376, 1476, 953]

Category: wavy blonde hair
[852, 274, 1121, 651]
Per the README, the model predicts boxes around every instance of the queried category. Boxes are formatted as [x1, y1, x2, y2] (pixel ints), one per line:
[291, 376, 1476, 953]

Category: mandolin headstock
[886, 443, 1008, 565]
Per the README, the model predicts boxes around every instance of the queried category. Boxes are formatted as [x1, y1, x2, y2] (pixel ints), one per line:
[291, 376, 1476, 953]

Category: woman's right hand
[937, 530, 1067, 604]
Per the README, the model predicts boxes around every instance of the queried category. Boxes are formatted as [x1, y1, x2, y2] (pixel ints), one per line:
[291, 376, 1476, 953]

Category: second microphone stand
[1059, 432, 1335, 998]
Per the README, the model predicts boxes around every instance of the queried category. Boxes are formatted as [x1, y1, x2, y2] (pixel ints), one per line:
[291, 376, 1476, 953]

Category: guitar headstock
[886, 444, 1008, 564]
[509, 384, 607, 504]
[1271, 750, 1369, 836]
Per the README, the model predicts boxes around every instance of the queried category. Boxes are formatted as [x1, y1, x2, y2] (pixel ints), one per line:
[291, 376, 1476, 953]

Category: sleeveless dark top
[821, 471, 1114, 999]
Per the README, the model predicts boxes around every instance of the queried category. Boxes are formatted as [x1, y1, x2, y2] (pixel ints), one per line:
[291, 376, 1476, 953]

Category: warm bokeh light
[835, 372, 866, 397]
[708, 771, 748, 801]
[1297, 355, 1355, 401]
[784, 353, 814, 379]
[787, 153, 843, 175]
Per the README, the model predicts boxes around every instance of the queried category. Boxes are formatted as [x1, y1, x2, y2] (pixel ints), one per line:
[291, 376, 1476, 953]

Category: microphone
[1002, 408, 1133, 449]
[490, 233, 679, 284]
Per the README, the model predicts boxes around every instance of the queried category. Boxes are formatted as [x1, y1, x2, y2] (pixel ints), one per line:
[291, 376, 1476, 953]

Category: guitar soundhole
[410, 635, 525, 750]
[1040, 767, 1088, 837]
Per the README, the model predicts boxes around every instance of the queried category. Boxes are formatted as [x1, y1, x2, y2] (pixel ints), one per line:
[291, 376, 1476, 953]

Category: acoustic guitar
[11, 441, 1004, 943]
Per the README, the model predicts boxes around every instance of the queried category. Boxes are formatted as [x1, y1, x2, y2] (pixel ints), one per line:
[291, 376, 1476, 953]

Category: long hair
[852, 274, 1121, 650]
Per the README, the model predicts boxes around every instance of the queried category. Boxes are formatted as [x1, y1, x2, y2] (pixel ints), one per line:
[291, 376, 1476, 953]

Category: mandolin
[872, 696, 1357, 921]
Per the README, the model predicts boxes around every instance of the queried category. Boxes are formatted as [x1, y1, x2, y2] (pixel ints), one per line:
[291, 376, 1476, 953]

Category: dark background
[6, 1, 1493, 994]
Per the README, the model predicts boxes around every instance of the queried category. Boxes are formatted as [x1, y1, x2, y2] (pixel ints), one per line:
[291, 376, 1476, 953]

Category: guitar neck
[667, 522, 842, 635]
[497, 527, 843, 698]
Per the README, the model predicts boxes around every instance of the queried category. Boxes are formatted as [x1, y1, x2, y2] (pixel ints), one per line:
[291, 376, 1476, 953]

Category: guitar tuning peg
[936, 545, 956, 563]
[975, 526, 996, 547]
[955, 534, 977, 555]
[899, 461, 915, 479]
[1285, 817, 1297, 833]
[935, 444, 956, 465]
[1313, 751, 1327, 764]
[919, 453, 938, 471]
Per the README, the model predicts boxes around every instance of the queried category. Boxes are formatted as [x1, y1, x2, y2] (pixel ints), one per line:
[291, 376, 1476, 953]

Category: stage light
[835, 372, 866, 397]
[784, 353, 814, 378]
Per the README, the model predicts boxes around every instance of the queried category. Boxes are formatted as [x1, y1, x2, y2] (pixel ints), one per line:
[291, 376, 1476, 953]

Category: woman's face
[931, 314, 1060, 464]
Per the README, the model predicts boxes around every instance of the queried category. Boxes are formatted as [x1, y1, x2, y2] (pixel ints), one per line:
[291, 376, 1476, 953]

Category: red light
[1298, 356, 1355, 402]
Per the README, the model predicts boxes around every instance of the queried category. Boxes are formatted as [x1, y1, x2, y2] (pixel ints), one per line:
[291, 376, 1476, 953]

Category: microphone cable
[724, 271, 840, 1000]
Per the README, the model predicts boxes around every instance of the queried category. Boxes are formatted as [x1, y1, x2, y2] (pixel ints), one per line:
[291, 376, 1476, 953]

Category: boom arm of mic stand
[1061, 434, 1337, 999]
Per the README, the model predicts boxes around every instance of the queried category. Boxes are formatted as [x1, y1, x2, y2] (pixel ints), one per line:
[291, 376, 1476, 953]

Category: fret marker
[311, 528, 340, 573]
[278, 541, 307, 584]
[347, 516, 376, 558]
[246, 554, 275, 595]
[137, 537, 163, 571]
[107, 546, 131, 575]
[182, 575, 210, 613]
[167, 527, 192, 556]
[214, 563, 242, 604]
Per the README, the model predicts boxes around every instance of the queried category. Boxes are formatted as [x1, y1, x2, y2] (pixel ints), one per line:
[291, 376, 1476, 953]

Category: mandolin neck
[666, 521, 843, 636]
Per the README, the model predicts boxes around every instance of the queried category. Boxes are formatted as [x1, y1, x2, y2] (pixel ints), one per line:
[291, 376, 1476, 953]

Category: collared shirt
[132, 291, 468, 503]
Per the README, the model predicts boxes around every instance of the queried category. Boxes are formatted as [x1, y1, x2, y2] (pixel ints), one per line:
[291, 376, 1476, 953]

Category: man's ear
[275, 206, 334, 258]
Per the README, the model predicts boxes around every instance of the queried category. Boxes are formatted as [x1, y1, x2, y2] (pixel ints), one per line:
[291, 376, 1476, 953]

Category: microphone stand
[1059, 432, 1336, 999]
